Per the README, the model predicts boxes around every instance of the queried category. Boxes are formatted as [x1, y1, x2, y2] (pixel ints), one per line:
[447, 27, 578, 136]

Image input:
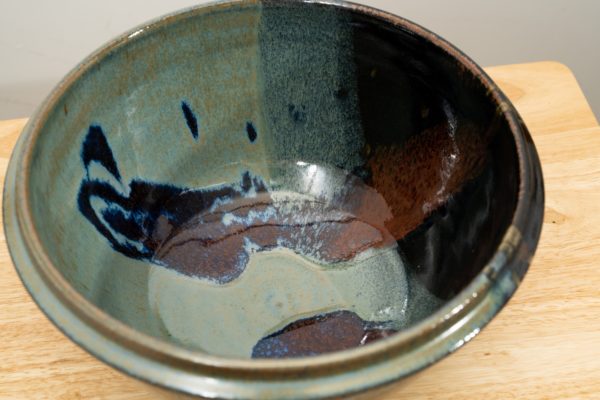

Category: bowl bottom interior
[82, 158, 443, 359]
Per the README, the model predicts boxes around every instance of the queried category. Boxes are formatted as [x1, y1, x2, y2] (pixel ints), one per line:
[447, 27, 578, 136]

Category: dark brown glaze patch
[153, 191, 396, 282]
[366, 121, 489, 240]
[398, 123, 520, 299]
[252, 310, 397, 358]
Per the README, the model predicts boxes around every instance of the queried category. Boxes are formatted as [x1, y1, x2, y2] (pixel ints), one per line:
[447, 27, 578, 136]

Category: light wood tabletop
[1, 62, 599, 399]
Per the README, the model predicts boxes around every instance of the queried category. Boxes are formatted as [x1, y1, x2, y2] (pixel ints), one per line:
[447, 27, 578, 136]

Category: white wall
[1, 0, 598, 119]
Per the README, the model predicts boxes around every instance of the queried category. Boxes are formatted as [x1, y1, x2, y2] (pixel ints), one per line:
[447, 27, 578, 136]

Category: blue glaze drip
[81, 125, 121, 182]
[181, 101, 199, 140]
[101, 205, 147, 242]
[246, 122, 257, 143]
[77, 123, 273, 280]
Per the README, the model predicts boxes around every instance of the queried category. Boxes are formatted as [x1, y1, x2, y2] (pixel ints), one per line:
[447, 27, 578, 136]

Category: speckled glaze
[3, 0, 543, 398]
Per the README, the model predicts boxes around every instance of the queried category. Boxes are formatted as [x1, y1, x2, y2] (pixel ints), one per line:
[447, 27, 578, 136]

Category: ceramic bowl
[4, 0, 544, 398]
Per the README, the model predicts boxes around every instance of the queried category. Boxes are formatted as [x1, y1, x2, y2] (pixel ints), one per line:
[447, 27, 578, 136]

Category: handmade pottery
[3, 1, 544, 398]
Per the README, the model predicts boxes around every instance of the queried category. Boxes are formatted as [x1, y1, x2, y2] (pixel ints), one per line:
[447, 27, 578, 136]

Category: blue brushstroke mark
[246, 121, 257, 143]
[81, 125, 121, 182]
[77, 123, 269, 267]
[181, 101, 199, 140]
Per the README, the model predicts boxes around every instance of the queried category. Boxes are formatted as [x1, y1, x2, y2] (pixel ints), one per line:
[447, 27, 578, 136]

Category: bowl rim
[3, 0, 544, 398]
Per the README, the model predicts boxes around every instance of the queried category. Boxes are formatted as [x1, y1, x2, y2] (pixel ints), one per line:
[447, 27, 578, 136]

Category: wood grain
[486, 61, 599, 134]
[1, 62, 599, 399]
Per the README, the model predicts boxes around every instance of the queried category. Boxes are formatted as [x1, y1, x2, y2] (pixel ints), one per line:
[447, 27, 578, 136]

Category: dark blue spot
[246, 122, 257, 143]
[335, 87, 348, 99]
[82, 125, 121, 182]
[288, 104, 307, 124]
[181, 101, 199, 140]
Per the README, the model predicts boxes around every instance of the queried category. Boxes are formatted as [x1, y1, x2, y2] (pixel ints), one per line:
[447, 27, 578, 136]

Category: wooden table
[1, 62, 599, 399]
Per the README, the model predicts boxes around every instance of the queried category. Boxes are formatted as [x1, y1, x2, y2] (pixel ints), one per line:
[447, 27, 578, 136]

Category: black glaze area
[346, 9, 520, 299]
[399, 128, 519, 299]
[181, 101, 199, 140]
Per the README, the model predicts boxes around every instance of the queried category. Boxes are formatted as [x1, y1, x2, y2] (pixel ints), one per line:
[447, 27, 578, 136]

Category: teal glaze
[4, 0, 543, 398]
[258, 3, 365, 171]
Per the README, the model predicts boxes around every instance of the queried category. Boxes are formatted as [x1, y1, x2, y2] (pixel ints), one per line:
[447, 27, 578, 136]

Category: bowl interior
[26, 1, 519, 360]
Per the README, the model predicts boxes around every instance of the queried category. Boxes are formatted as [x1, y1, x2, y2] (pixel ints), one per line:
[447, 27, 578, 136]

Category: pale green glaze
[150, 247, 407, 357]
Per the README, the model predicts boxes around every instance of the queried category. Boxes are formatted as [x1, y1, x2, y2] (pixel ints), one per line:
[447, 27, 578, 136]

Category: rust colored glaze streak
[367, 120, 489, 240]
